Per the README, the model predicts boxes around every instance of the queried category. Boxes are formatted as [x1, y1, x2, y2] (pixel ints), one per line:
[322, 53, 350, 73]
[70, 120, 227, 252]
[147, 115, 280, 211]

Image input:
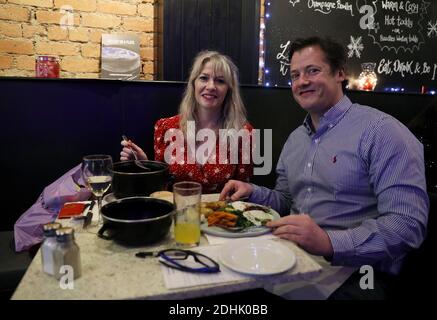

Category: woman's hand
[120, 139, 148, 161]
[267, 214, 333, 257]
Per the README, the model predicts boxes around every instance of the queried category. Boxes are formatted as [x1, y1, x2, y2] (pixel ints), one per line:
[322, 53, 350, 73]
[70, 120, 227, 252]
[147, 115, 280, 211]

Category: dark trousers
[328, 269, 397, 300]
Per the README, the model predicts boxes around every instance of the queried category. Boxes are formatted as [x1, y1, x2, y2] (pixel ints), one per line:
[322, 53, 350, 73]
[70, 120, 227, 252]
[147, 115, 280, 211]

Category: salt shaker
[53, 227, 82, 280]
[41, 222, 62, 275]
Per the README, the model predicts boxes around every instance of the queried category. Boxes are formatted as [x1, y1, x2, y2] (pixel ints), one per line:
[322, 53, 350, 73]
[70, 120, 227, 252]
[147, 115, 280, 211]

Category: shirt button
[314, 139, 319, 144]
[307, 187, 312, 192]
[307, 163, 312, 167]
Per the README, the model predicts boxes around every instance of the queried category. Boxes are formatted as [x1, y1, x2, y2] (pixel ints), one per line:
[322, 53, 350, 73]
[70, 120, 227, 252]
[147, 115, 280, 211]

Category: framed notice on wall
[100, 34, 141, 80]
[264, 0, 437, 94]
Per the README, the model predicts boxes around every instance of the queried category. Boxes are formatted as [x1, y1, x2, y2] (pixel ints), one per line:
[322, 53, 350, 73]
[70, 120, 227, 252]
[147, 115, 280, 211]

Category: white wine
[87, 176, 112, 197]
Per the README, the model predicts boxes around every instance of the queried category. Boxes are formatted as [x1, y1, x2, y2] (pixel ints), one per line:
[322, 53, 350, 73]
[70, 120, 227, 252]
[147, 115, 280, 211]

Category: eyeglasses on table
[136, 248, 220, 273]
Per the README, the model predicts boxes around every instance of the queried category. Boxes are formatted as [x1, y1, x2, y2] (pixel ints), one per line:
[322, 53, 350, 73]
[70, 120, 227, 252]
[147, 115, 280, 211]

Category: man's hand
[267, 214, 333, 257]
[219, 180, 254, 201]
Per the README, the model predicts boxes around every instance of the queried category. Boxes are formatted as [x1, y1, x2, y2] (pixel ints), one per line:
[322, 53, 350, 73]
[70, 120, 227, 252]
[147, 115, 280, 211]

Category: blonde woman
[120, 51, 254, 193]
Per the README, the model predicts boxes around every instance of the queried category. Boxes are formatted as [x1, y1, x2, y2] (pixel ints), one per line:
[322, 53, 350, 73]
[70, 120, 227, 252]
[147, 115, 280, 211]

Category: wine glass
[81, 154, 113, 226]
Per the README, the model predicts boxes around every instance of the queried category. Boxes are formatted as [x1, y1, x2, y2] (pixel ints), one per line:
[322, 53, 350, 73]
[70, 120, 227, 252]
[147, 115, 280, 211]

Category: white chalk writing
[307, 0, 353, 16]
[377, 58, 436, 80]
[276, 41, 291, 76]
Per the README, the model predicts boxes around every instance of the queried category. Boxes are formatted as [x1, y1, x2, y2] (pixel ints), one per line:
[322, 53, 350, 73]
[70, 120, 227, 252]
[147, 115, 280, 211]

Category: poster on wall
[264, 0, 437, 94]
[100, 34, 141, 80]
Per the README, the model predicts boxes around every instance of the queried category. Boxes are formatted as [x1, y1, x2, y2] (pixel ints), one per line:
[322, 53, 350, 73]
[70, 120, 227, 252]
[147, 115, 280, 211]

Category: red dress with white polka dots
[153, 115, 254, 193]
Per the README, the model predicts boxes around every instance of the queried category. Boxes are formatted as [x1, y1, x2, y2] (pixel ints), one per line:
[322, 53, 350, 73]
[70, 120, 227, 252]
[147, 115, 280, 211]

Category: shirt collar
[302, 95, 352, 135]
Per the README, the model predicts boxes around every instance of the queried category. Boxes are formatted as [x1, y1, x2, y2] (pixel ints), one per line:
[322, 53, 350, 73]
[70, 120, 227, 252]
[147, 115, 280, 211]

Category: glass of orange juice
[173, 181, 202, 247]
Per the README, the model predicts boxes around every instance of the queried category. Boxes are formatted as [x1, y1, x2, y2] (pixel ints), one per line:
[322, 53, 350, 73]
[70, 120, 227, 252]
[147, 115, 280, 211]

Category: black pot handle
[166, 174, 176, 191]
[97, 224, 115, 241]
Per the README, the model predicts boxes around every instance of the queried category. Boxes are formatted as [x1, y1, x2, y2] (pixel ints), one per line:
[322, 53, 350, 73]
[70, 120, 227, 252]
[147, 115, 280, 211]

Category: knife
[84, 200, 95, 228]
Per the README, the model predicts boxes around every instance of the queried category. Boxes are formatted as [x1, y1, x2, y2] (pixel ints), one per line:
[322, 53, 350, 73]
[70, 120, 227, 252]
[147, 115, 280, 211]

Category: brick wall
[0, 0, 157, 79]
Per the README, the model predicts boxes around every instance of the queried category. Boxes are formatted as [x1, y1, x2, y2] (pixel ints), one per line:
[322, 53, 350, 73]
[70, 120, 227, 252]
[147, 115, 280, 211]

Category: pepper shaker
[53, 227, 82, 280]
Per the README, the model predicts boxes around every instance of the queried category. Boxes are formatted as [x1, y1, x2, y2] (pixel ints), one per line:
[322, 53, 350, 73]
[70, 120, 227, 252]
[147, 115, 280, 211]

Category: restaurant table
[11, 195, 323, 300]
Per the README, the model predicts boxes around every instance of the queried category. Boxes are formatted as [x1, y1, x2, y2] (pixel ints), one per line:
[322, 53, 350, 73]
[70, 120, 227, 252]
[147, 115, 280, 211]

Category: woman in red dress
[120, 51, 254, 193]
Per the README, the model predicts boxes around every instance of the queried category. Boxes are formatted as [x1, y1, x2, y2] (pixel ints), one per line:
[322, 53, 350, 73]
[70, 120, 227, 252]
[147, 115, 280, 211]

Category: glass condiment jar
[41, 222, 62, 275]
[358, 62, 378, 91]
[35, 56, 60, 78]
[53, 227, 82, 280]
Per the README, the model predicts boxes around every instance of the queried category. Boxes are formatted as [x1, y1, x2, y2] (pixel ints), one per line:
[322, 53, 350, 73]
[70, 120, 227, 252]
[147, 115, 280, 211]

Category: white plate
[219, 239, 296, 275]
[200, 202, 280, 238]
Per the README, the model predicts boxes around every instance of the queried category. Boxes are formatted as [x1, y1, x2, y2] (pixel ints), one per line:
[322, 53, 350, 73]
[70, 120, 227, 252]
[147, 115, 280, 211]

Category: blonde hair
[179, 51, 247, 135]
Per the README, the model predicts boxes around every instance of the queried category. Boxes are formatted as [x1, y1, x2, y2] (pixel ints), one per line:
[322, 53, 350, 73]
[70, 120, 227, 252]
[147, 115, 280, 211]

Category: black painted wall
[0, 77, 434, 231]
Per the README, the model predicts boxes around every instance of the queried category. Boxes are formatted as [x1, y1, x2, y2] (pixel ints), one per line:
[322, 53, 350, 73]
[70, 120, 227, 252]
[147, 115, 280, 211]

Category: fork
[122, 135, 150, 171]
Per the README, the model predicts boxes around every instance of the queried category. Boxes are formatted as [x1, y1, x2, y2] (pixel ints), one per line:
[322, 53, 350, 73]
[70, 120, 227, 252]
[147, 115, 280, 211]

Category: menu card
[100, 34, 141, 80]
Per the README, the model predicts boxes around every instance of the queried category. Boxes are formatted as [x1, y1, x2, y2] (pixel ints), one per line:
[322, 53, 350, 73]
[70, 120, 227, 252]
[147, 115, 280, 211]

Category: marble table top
[12, 194, 322, 300]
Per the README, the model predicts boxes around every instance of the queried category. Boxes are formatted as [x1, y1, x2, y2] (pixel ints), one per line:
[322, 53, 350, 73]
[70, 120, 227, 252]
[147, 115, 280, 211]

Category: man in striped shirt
[220, 36, 429, 299]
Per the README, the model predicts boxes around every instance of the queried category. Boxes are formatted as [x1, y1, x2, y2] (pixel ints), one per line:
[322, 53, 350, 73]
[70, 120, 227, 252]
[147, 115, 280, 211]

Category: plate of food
[200, 200, 280, 238]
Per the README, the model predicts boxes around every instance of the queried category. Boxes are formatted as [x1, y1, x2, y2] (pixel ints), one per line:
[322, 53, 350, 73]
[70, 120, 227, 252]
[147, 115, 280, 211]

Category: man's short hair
[288, 36, 346, 74]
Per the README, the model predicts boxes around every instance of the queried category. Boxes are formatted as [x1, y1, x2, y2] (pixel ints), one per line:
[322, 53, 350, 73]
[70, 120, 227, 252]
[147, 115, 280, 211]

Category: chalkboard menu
[264, 0, 437, 93]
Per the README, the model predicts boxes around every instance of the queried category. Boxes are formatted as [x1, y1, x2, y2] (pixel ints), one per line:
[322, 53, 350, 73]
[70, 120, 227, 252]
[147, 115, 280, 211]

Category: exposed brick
[0, 55, 13, 69]
[62, 71, 99, 78]
[61, 56, 99, 72]
[48, 26, 68, 40]
[0, 69, 33, 77]
[54, 0, 97, 12]
[143, 73, 154, 80]
[89, 29, 104, 43]
[140, 46, 154, 61]
[123, 17, 153, 32]
[81, 43, 100, 58]
[97, 1, 137, 16]
[139, 33, 154, 47]
[138, 3, 154, 17]
[36, 10, 80, 26]
[8, 0, 53, 8]
[0, 39, 33, 54]
[0, 6, 30, 22]
[15, 55, 35, 70]
[0, 21, 22, 38]
[68, 27, 89, 42]
[22, 24, 46, 38]
[35, 41, 79, 55]
[142, 60, 153, 74]
[82, 13, 121, 28]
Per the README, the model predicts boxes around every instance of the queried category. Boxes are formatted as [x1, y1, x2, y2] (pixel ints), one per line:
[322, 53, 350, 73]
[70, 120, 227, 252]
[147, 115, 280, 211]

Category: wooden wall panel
[163, 0, 260, 84]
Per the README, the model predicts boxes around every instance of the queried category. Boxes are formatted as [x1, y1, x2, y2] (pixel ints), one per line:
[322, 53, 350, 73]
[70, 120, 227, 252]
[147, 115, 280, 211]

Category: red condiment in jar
[35, 56, 60, 78]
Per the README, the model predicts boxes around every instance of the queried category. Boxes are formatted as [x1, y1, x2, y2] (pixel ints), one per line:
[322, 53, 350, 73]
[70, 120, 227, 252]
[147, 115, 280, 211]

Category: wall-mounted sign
[264, 0, 437, 93]
[101, 34, 140, 80]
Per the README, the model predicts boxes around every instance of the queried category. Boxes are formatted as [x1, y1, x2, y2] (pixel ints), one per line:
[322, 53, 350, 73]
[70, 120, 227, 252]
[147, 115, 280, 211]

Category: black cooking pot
[110, 160, 171, 198]
[98, 197, 175, 246]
